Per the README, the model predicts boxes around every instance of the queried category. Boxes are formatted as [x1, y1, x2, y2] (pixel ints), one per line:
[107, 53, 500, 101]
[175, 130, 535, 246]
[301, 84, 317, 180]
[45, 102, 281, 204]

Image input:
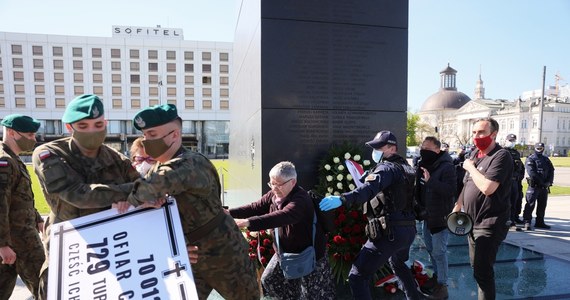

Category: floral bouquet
[244, 229, 275, 270]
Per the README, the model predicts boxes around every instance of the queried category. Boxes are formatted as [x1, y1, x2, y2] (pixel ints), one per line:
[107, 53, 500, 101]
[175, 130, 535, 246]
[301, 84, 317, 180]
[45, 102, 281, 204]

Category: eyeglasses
[134, 156, 156, 163]
[267, 178, 293, 189]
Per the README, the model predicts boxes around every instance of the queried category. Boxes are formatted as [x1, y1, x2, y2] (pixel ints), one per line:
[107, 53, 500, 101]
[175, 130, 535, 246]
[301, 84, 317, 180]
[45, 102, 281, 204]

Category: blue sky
[1, 0, 568, 112]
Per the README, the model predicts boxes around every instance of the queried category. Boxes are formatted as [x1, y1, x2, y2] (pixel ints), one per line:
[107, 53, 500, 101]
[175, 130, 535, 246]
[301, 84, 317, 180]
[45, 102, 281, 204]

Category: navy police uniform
[504, 138, 525, 224]
[522, 143, 554, 228]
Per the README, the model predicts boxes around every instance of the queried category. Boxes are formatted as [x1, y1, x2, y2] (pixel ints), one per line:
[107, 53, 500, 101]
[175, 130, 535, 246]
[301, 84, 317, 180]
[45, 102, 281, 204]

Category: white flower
[333, 157, 340, 164]
[338, 165, 345, 171]
[325, 193, 331, 197]
[327, 187, 334, 193]
[344, 152, 351, 160]
[347, 174, 353, 181]
[326, 175, 333, 182]
[354, 154, 361, 161]
[333, 191, 340, 196]
[324, 164, 331, 170]
[336, 174, 344, 181]
[349, 184, 356, 190]
[336, 182, 343, 189]
[363, 160, 371, 166]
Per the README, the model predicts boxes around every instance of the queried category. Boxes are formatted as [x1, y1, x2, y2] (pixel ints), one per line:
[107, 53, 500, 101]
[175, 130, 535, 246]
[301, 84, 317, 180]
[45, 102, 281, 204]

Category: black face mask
[420, 150, 439, 166]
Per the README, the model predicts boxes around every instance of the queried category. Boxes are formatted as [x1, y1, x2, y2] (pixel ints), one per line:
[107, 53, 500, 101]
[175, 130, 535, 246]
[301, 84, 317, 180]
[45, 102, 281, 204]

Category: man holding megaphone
[452, 117, 513, 300]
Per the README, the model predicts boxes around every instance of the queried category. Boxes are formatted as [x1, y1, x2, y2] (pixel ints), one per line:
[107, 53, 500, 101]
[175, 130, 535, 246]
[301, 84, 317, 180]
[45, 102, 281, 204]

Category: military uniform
[0, 143, 45, 300]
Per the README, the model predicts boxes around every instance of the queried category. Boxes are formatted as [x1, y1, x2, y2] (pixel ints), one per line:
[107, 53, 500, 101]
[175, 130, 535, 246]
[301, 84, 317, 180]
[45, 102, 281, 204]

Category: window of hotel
[73, 60, 83, 70]
[184, 64, 194, 72]
[72, 47, 83, 57]
[167, 75, 176, 84]
[131, 99, 141, 109]
[131, 86, 140, 96]
[112, 74, 121, 83]
[74, 86, 84, 95]
[73, 73, 84, 83]
[130, 49, 139, 59]
[55, 86, 65, 95]
[167, 88, 176, 97]
[92, 48, 102, 58]
[167, 63, 176, 72]
[220, 100, 229, 110]
[111, 61, 121, 70]
[185, 100, 194, 109]
[36, 98, 46, 108]
[13, 71, 24, 81]
[53, 60, 64, 69]
[149, 87, 158, 96]
[0, 97, 4, 107]
[220, 76, 229, 85]
[167, 99, 176, 106]
[149, 63, 158, 71]
[55, 98, 66, 108]
[202, 64, 211, 72]
[148, 50, 158, 59]
[130, 62, 140, 71]
[220, 64, 229, 73]
[202, 52, 211, 61]
[185, 76, 194, 84]
[93, 74, 103, 83]
[92, 61, 102, 70]
[131, 74, 140, 83]
[185, 88, 194, 96]
[0, 72, 2, 81]
[202, 76, 211, 84]
[149, 99, 159, 106]
[15, 98, 26, 108]
[53, 46, 63, 56]
[184, 51, 193, 60]
[32, 46, 43, 56]
[112, 87, 122, 96]
[13, 58, 23, 68]
[112, 99, 122, 109]
[220, 88, 229, 97]
[33, 59, 44, 69]
[167, 51, 176, 60]
[35, 85, 45, 95]
[202, 88, 212, 96]
[34, 72, 44, 82]
[149, 75, 159, 84]
[54, 73, 64, 82]
[14, 84, 25, 94]
[11, 45, 22, 55]
[220, 53, 229, 61]
[111, 49, 121, 58]
[0, 85, 3, 93]
[202, 100, 212, 110]
[93, 86, 103, 95]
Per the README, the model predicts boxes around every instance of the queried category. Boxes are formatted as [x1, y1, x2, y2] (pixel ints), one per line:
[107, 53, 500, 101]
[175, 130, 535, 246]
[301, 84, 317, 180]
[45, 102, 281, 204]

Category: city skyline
[1, 0, 568, 112]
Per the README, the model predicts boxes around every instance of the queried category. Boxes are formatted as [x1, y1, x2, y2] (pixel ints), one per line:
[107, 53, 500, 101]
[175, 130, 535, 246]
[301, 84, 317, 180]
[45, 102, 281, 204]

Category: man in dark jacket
[522, 143, 555, 230]
[504, 134, 525, 226]
[415, 136, 457, 299]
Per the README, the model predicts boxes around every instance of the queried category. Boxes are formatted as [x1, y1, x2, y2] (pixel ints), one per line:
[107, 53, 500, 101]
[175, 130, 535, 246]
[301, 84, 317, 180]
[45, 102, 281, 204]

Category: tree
[407, 112, 420, 146]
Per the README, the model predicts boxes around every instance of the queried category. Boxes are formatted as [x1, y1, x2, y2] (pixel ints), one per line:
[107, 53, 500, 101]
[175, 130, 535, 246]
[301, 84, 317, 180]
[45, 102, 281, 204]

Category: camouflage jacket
[0, 142, 42, 247]
[32, 137, 139, 224]
[128, 146, 223, 240]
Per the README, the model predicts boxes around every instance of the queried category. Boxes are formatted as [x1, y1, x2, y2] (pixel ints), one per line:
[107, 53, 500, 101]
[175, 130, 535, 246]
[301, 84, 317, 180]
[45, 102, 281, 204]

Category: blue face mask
[372, 149, 384, 163]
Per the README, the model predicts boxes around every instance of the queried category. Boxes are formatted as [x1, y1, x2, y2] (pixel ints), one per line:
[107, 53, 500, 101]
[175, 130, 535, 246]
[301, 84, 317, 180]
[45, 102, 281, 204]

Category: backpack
[307, 190, 336, 234]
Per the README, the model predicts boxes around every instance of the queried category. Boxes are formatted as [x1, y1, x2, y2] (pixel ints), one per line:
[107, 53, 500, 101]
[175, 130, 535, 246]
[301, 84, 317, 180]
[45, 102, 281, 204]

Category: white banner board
[48, 200, 197, 300]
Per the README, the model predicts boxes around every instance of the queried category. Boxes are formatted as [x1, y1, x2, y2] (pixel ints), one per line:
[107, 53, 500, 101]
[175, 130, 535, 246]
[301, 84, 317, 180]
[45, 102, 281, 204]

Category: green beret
[62, 94, 105, 124]
[133, 104, 180, 130]
[1, 114, 41, 133]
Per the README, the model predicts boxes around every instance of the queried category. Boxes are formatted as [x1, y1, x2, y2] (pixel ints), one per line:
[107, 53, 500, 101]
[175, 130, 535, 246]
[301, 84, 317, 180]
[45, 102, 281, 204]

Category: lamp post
[538, 66, 546, 144]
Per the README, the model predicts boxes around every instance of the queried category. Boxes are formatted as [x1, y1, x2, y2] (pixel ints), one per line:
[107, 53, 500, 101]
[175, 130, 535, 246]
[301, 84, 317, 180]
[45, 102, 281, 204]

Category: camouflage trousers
[191, 216, 259, 300]
[261, 255, 336, 300]
[0, 232, 45, 300]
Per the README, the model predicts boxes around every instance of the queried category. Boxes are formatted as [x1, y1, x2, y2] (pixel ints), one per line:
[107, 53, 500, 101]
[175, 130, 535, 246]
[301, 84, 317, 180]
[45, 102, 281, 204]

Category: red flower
[263, 238, 272, 246]
[258, 246, 266, 253]
[352, 224, 361, 233]
[350, 211, 360, 219]
[337, 213, 347, 223]
[260, 257, 268, 265]
[343, 253, 352, 261]
[249, 240, 258, 247]
[343, 226, 352, 233]
[334, 219, 341, 226]
[333, 253, 342, 260]
[333, 235, 344, 244]
[269, 248, 275, 255]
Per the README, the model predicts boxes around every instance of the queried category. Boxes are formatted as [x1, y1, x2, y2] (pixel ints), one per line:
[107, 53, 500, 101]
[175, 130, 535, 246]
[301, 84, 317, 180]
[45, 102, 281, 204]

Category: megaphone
[446, 212, 473, 236]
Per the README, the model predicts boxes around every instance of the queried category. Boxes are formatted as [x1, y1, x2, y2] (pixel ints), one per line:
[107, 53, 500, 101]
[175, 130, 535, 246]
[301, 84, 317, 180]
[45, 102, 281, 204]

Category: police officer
[504, 134, 525, 226]
[32, 94, 144, 300]
[320, 131, 420, 300]
[127, 104, 258, 300]
[522, 143, 555, 230]
[0, 114, 45, 300]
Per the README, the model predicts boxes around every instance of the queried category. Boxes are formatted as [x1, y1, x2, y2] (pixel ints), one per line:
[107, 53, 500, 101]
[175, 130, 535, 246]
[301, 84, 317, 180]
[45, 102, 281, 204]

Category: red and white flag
[345, 159, 365, 188]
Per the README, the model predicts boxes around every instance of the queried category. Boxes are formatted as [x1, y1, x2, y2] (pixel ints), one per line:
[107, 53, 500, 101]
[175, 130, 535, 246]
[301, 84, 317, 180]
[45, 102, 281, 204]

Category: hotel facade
[0, 26, 231, 158]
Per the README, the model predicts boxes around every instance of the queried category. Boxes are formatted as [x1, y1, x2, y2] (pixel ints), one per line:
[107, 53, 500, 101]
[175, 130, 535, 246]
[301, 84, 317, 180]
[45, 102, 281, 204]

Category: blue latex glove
[319, 196, 342, 211]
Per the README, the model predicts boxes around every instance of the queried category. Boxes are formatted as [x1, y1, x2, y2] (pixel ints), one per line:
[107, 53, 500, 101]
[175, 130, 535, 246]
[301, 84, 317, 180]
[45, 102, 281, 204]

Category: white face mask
[372, 149, 384, 163]
[505, 141, 516, 148]
[135, 161, 153, 177]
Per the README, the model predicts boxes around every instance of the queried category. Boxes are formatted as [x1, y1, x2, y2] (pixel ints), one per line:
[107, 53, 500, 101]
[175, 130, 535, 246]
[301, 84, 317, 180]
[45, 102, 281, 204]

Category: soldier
[0, 114, 45, 300]
[127, 104, 258, 300]
[32, 94, 146, 300]
[522, 143, 555, 230]
[504, 134, 525, 227]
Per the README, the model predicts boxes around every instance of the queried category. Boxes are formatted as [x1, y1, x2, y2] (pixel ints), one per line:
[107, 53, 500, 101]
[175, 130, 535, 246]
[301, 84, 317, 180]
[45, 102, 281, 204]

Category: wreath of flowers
[244, 229, 274, 270]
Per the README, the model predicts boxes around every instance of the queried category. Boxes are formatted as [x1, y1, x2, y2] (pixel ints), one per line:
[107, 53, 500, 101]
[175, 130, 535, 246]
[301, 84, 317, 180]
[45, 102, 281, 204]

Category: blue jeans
[422, 222, 449, 285]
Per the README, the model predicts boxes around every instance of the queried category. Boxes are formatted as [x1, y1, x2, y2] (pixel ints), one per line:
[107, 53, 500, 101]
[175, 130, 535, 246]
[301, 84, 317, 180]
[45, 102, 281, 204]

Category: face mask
[142, 130, 175, 158]
[505, 141, 516, 148]
[535, 148, 544, 155]
[420, 149, 438, 166]
[135, 161, 154, 177]
[372, 149, 384, 163]
[474, 134, 493, 151]
[15, 132, 36, 152]
[72, 129, 107, 151]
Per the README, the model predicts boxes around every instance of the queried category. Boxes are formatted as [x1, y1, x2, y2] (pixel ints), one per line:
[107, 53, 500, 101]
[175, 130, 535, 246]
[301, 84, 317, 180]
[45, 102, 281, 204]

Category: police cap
[366, 131, 397, 149]
[506, 134, 517, 142]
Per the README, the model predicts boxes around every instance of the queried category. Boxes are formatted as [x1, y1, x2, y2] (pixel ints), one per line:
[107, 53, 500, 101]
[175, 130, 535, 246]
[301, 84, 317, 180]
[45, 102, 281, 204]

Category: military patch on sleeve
[0, 160, 8, 167]
[39, 150, 51, 161]
[365, 173, 378, 182]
